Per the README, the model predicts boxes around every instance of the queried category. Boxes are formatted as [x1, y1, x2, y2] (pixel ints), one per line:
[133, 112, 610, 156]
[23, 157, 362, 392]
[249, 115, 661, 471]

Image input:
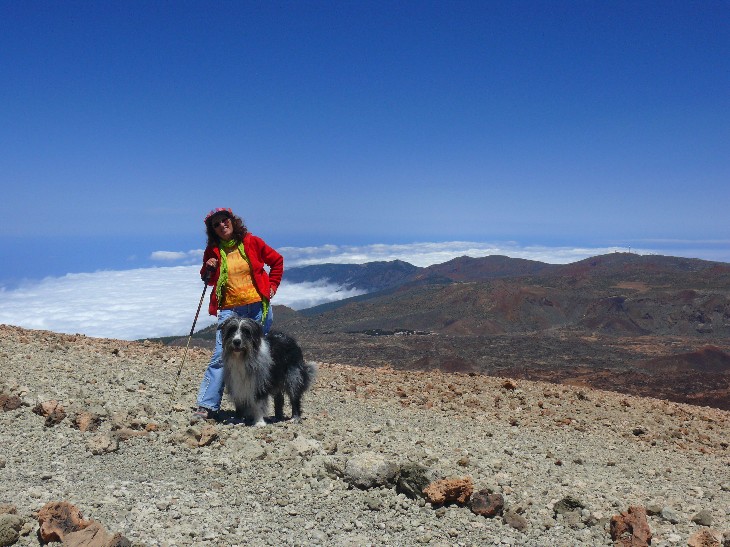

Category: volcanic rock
[199, 423, 219, 445]
[31, 400, 66, 426]
[396, 462, 432, 499]
[692, 509, 714, 527]
[86, 434, 119, 455]
[609, 506, 652, 547]
[72, 412, 102, 433]
[0, 394, 22, 412]
[503, 509, 528, 532]
[37, 501, 92, 543]
[0, 513, 24, 547]
[469, 490, 504, 518]
[660, 506, 680, 524]
[287, 435, 321, 457]
[112, 427, 148, 442]
[553, 495, 585, 516]
[63, 521, 131, 547]
[501, 379, 518, 390]
[343, 452, 399, 489]
[687, 529, 723, 547]
[172, 424, 219, 448]
[423, 476, 474, 506]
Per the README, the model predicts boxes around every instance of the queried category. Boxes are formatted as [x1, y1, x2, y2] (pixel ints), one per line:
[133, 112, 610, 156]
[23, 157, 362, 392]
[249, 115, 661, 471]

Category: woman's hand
[206, 258, 218, 269]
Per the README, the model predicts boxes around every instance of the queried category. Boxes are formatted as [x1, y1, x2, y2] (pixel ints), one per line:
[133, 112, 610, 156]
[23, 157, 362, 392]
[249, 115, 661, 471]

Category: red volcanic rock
[0, 393, 22, 411]
[609, 506, 652, 547]
[32, 400, 67, 426]
[73, 412, 102, 433]
[469, 490, 504, 517]
[423, 476, 473, 506]
[198, 424, 218, 447]
[501, 379, 517, 390]
[64, 521, 131, 547]
[37, 501, 92, 543]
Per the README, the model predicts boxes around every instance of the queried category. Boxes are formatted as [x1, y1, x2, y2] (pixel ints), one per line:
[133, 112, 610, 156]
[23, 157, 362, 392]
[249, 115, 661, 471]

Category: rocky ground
[0, 323, 728, 546]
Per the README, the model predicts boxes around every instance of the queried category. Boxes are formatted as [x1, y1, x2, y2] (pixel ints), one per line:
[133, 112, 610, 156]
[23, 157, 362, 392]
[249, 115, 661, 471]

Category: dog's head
[218, 316, 263, 356]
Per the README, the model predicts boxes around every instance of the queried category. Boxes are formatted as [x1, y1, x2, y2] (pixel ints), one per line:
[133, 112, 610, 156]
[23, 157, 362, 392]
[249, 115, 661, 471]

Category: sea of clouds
[0, 241, 660, 341]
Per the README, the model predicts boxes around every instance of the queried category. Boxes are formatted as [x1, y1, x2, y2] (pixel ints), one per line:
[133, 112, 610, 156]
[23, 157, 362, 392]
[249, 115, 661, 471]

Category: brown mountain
[288, 253, 730, 338]
[414, 254, 554, 282]
[164, 252, 730, 410]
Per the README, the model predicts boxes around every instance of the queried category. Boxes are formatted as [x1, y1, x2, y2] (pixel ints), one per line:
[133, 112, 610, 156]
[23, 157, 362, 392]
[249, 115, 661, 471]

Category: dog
[219, 316, 316, 426]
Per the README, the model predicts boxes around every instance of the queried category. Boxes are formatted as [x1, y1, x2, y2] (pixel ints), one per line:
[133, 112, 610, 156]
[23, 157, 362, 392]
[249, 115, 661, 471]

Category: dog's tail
[302, 361, 318, 392]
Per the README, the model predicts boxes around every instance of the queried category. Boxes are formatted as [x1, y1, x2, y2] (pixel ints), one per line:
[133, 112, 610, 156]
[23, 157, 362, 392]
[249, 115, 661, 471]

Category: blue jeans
[196, 302, 273, 411]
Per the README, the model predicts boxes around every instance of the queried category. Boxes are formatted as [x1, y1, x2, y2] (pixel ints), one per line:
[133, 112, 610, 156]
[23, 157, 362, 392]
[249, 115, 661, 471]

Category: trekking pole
[169, 268, 213, 407]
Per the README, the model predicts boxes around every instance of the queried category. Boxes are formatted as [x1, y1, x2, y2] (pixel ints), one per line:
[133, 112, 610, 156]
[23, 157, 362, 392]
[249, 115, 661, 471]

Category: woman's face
[211, 215, 234, 240]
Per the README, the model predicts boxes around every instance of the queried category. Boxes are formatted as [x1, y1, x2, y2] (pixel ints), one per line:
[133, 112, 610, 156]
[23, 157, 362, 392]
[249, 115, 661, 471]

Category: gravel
[0, 324, 728, 546]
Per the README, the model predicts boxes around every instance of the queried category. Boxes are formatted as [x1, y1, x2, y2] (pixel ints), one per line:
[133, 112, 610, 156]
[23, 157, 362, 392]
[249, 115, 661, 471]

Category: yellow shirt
[220, 247, 261, 308]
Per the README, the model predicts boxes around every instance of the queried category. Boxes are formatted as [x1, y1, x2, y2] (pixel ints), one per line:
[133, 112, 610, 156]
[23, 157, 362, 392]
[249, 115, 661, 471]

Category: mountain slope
[1, 324, 728, 545]
[271, 253, 730, 410]
[278, 253, 730, 337]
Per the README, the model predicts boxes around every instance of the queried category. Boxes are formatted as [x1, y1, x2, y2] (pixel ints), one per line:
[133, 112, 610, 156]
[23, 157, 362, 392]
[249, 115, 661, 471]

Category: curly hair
[205, 212, 248, 247]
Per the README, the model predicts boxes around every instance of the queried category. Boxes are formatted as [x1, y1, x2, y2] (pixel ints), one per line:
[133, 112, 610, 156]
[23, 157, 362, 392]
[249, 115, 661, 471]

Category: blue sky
[1, 1, 729, 339]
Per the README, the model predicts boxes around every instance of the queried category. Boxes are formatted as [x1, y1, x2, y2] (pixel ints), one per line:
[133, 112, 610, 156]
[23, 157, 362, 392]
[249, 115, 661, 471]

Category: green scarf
[216, 239, 269, 325]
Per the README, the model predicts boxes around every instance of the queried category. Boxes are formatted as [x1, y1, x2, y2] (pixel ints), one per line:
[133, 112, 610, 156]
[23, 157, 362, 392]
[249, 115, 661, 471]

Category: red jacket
[200, 233, 284, 316]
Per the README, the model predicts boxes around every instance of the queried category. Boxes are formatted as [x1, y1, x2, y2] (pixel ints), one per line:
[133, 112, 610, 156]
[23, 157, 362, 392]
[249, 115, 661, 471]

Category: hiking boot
[191, 406, 218, 421]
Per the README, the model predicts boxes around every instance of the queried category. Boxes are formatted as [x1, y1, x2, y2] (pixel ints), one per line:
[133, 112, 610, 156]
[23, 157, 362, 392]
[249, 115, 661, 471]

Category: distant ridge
[277, 252, 730, 337]
[416, 254, 553, 282]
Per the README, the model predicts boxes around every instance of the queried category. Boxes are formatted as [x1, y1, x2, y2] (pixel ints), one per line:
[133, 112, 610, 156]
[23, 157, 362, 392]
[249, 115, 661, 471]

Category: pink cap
[204, 208, 233, 224]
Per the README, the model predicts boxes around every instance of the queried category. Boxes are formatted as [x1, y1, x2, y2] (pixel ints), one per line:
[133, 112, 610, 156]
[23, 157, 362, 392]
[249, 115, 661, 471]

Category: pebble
[691, 509, 713, 526]
[661, 507, 681, 524]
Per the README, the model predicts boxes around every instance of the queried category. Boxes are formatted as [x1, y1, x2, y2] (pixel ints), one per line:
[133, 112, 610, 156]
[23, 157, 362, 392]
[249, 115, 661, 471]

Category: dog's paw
[253, 419, 267, 427]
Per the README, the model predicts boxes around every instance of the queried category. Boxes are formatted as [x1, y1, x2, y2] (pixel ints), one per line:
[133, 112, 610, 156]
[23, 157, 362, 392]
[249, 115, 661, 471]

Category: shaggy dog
[219, 316, 316, 426]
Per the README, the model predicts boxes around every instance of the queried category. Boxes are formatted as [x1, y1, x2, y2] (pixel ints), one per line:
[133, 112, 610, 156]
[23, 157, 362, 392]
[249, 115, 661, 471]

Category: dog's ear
[218, 316, 234, 331]
[250, 318, 264, 337]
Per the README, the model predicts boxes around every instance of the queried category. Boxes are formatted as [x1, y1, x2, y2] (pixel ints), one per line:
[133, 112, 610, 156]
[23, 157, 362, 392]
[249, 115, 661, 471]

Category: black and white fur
[219, 316, 316, 426]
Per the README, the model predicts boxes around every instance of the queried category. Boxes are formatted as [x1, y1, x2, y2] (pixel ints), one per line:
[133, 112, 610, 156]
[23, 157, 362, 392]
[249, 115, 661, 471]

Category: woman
[194, 207, 284, 419]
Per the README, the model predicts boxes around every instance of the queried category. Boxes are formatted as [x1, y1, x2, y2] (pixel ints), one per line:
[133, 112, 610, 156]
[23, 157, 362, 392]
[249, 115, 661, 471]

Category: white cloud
[150, 250, 203, 263]
[0, 267, 217, 341]
[0, 266, 365, 341]
[276, 280, 366, 310]
[1, 240, 724, 341]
